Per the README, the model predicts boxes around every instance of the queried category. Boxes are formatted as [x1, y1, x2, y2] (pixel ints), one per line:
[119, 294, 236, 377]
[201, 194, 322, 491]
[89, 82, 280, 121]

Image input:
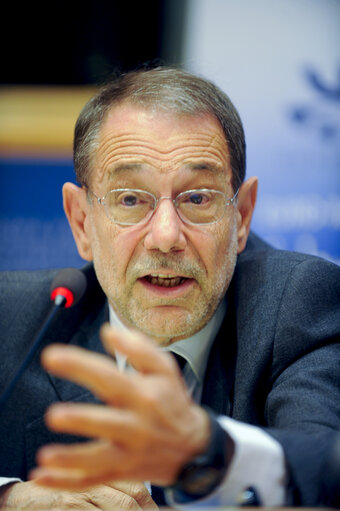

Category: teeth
[150, 273, 173, 278]
[148, 276, 184, 287]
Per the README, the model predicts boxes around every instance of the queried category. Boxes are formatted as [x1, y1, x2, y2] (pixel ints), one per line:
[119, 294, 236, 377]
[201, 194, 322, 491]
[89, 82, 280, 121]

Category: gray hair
[73, 66, 246, 191]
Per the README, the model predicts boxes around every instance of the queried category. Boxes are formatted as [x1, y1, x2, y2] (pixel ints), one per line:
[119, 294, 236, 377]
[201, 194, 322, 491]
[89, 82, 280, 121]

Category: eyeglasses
[86, 187, 239, 226]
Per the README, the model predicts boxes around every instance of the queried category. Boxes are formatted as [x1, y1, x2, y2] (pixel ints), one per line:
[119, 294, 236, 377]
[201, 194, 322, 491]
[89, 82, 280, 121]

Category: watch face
[171, 413, 232, 499]
[180, 466, 221, 495]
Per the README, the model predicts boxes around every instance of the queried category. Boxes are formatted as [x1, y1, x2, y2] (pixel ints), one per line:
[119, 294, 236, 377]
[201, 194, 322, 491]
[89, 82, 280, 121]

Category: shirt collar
[108, 299, 227, 383]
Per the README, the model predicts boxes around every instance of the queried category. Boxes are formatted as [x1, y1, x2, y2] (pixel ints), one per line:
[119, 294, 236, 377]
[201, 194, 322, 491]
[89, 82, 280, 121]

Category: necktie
[173, 352, 186, 370]
[151, 485, 167, 506]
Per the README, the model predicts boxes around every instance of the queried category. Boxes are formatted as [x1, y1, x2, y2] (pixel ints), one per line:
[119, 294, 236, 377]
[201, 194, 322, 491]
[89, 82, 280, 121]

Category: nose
[143, 198, 187, 253]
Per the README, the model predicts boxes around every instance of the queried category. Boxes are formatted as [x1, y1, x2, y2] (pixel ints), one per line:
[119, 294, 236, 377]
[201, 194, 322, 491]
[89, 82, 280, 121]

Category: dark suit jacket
[0, 234, 339, 505]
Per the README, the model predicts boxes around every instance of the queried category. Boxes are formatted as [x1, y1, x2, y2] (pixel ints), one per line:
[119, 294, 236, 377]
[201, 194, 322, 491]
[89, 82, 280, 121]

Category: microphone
[0, 268, 87, 413]
[50, 268, 87, 308]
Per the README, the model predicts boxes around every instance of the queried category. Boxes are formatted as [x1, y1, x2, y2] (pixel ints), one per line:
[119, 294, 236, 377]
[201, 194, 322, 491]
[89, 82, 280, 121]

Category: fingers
[89, 485, 146, 511]
[41, 326, 179, 408]
[3, 479, 152, 511]
[100, 324, 178, 376]
[31, 441, 125, 489]
[44, 403, 155, 447]
[107, 481, 159, 511]
[28, 472, 156, 511]
[31, 467, 120, 491]
[36, 440, 123, 472]
[41, 344, 138, 408]
[91, 482, 158, 511]
[32, 440, 157, 490]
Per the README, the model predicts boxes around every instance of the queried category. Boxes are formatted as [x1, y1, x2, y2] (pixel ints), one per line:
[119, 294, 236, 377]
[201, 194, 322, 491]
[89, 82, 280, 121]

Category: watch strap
[169, 408, 235, 501]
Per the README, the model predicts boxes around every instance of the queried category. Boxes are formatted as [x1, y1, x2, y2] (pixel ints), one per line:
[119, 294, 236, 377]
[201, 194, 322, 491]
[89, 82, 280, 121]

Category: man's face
[76, 104, 243, 345]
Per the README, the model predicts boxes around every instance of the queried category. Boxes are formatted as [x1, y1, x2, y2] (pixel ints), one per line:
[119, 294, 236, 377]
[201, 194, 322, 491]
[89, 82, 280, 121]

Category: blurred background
[1, 0, 339, 270]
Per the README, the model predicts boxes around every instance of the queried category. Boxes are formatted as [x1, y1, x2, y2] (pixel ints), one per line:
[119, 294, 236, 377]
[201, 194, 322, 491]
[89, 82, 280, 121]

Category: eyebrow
[107, 161, 224, 176]
[183, 161, 225, 173]
[107, 162, 144, 176]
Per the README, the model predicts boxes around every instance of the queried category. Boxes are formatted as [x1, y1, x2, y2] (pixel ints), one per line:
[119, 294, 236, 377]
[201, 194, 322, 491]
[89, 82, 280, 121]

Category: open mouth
[142, 273, 189, 288]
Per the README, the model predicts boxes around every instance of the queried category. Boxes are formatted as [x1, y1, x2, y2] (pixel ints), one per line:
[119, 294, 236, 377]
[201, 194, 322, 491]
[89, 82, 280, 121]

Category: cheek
[201, 220, 238, 295]
[85, 215, 114, 270]
[90, 220, 142, 281]
[199, 221, 237, 270]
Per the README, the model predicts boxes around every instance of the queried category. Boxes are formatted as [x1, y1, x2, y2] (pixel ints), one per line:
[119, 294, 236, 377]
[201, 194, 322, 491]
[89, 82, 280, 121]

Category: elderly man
[0, 67, 339, 510]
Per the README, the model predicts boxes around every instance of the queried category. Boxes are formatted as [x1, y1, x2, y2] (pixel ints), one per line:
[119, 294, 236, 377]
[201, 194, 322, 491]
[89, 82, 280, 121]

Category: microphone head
[50, 268, 87, 308]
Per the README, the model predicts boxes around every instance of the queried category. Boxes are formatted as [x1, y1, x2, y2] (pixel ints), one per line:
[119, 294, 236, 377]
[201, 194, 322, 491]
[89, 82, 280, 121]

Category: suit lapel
[25, 303, 109, 472]
[42, 263, 109, 402]
[201, 288, 237, 416]
[47, 300, 109, 403]
[25, 266, 110, 472]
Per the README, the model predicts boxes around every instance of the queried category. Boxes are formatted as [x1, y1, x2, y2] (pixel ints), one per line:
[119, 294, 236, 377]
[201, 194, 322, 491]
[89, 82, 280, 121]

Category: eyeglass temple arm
[226, 187, 240, 205]
[83, 186, 103, 204]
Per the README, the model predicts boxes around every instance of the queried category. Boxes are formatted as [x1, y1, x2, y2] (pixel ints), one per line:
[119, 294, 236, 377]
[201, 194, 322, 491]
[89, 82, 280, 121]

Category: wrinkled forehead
[90, 103, 231, 187]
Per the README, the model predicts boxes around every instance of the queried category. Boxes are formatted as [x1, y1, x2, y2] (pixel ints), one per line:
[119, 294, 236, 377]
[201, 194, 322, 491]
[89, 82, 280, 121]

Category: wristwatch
[169, 409, 235, 501]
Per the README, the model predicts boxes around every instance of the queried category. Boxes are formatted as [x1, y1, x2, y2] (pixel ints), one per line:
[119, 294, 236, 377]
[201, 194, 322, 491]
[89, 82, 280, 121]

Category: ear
[236, 176, 258, 254]
[62, 183, 93, 261]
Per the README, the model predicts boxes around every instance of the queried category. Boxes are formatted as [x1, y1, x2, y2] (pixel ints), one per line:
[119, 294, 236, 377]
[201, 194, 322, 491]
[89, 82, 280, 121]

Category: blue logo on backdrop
[291, 66, 340, 141]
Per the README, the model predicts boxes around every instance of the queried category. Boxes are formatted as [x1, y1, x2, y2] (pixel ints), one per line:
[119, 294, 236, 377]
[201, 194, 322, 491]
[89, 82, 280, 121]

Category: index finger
[100, 324, 179, 376]
[41, 344, 138, 407]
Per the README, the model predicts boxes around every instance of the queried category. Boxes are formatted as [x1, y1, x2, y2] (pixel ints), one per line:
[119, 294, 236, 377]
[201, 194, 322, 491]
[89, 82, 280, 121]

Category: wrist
[0, 481, 20, 507]
[169, 409, 235, 502]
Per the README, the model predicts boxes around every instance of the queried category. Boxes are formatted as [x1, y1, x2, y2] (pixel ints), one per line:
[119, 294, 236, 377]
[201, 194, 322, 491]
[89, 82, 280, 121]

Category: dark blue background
[0, 158, 83, 270]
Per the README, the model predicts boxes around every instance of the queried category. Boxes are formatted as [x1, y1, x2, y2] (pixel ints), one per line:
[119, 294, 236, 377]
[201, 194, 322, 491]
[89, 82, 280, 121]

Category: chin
[130, 307, 209, 344]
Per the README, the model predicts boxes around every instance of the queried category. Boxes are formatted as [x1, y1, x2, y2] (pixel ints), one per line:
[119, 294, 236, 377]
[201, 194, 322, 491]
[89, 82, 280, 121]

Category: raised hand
[31, 324, 210, 489]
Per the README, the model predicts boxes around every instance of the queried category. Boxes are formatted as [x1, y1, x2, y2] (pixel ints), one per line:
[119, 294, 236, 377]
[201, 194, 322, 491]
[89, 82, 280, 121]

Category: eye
[190, 193, 203, 205]
[121, 193, 138, 206]
[115, 191, 146, 207]
[186, 191, 210, 205]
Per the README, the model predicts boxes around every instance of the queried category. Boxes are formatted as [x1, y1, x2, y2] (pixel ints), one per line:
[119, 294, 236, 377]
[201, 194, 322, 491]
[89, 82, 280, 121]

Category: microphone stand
[0, 295, 66, 413]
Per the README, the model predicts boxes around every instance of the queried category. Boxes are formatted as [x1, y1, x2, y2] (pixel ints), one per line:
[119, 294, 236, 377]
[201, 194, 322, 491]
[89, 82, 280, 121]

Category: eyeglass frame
[84, 186, 240, 226]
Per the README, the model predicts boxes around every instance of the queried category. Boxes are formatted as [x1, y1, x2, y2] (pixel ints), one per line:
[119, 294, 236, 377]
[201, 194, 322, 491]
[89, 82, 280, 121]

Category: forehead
[92, 103, 231, 186]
